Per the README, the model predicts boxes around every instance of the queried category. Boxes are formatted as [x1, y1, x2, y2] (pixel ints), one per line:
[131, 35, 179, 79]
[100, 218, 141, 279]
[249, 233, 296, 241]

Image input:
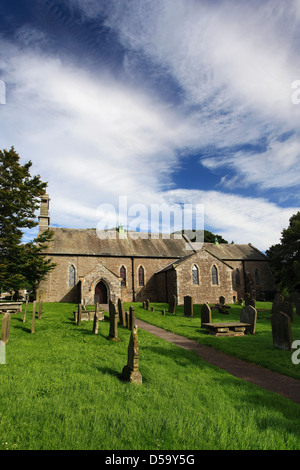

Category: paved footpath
[135, 319, 300, 405]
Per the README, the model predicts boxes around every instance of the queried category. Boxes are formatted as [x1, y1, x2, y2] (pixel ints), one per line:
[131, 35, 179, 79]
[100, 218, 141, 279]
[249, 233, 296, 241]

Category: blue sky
[1, 0, 300, 251]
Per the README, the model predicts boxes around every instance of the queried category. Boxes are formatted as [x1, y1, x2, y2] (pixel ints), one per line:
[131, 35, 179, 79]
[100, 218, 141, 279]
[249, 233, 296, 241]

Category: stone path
[135, 319, 300, 405]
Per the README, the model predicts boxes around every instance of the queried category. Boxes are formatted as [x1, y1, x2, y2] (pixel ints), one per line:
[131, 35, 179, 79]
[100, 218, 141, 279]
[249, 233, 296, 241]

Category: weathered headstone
[184, 296, 193, 317]
[168, 295, 177, 314]
[109, 300, 120, 341]
[240, 305, 257, 335]
[145, 299, 150, 311]
[1, 313, 10, 344]
[201, 303, 211, 327]
[93, 312, 99, 335]
[120, 309, 126, 326]
[271, 312, 293, 350]
[118, 298, 125, 323]
[23, 298, 28, 323]
[77, 304, 82, 326]
[128, 306, 135, 331]
[122, 326, 142, 384]
[219, 295, 225, 305]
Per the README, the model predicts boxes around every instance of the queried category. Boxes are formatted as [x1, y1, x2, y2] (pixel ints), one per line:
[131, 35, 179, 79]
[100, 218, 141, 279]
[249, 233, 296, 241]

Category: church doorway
[95, 281, 108, 304]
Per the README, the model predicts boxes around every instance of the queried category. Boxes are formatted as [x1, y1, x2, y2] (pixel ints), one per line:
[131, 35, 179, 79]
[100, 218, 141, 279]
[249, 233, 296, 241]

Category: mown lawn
[0, 302, 299, 450]
[130, 301, 300, 381]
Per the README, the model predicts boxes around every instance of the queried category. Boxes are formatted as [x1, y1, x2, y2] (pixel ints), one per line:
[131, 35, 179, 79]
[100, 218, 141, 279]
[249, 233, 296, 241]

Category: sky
[1, 0, 300, 252]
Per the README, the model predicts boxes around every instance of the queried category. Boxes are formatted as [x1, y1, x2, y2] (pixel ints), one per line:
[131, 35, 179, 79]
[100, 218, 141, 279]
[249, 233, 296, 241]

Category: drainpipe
[131, 257, 135, 302]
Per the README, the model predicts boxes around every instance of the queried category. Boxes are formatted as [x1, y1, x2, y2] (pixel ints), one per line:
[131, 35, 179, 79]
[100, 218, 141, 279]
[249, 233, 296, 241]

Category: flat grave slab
[202, 322, 250, 337]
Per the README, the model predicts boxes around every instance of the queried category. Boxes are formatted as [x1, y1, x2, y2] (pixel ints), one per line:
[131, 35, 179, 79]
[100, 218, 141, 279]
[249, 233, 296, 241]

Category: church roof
[44, 228, 267, 261]
[44, 228, 191, 258]
[204, 243, 267, 261]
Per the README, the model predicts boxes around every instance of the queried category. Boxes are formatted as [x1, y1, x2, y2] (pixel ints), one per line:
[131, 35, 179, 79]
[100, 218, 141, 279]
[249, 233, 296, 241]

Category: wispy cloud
[1, 0, 300, 252]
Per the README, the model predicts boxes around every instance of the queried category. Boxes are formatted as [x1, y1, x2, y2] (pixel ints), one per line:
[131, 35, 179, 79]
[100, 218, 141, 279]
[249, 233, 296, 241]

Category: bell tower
[38, 194, 50, 233]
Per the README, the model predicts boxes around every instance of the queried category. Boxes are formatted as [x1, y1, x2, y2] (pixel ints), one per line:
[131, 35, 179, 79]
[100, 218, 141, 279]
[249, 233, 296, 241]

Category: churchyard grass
[131, 302, 300, 381]
[0, 302, 300, 450]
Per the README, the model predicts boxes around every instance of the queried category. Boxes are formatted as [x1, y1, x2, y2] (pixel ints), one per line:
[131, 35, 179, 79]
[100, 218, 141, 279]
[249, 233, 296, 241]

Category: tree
[0, 147, 56, 296]
[266, 212, 300, 294]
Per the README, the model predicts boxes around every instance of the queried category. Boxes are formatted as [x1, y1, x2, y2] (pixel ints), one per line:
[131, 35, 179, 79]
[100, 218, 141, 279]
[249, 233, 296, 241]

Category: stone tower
[38, 194, 50, 233]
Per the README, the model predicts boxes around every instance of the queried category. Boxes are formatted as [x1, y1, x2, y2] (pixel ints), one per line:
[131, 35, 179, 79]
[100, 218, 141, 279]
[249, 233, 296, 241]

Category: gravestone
[201, 303, 211, 327]
[77, 304, 82, 326]
[93, 312, 99, 335]
[240, 305, 257, 335]
[23, 299, 28, 323]
[219, 296, 225, 305]
[271, 312, 293, 350]
[118, 298, 125, 323]
[184, 296, 193, 317]
[129, 306, 135, 331]
[109, 300, 120, 341]
[120, 309, 126, 327]
[145, 299, 150, 311]
[168, 295, 177, 314]
[1, 313, 10, 344]
[122, 326, 142, 384]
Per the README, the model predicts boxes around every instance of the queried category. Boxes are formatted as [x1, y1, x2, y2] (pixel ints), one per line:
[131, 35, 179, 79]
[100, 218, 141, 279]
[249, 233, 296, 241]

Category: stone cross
[122, 326, 142, 384]
[240, 305, 257, 334]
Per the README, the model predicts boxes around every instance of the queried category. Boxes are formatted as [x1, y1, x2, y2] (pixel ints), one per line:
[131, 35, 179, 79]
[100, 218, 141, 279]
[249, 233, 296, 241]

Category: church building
[37, 195, 276, 305]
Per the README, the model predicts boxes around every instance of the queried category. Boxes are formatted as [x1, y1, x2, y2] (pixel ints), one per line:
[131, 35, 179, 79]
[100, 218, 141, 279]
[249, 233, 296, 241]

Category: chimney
[38, 194, 50, 233]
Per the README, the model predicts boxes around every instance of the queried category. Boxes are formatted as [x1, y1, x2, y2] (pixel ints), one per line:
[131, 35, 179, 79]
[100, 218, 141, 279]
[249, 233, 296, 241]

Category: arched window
[69, 265, 76, 287]
[255, 268, 260, 285]
[235, 268, 241, 286]
[192, 265, 199, 285]
[138, 266, 145, 286]
[212, 265, 218, 285]
[120, 266, 126, 287]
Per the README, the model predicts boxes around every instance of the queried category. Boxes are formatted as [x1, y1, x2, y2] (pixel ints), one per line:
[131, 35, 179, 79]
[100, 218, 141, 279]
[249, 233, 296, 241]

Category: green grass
[0, 302, 300, 450]
[131, 301, 300, 381]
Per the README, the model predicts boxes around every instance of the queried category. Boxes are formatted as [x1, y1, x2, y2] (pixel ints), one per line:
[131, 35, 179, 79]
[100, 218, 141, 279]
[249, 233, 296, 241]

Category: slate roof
[45, 228, 267, 261]
[44, 228, 191, 258]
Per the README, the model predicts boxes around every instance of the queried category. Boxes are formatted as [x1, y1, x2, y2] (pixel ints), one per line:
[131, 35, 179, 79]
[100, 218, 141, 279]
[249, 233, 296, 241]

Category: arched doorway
[95, 281, 108, 304]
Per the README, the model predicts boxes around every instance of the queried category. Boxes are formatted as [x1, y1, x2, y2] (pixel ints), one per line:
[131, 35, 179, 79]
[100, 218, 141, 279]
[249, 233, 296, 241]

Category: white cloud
[1, 1, 300, 253]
